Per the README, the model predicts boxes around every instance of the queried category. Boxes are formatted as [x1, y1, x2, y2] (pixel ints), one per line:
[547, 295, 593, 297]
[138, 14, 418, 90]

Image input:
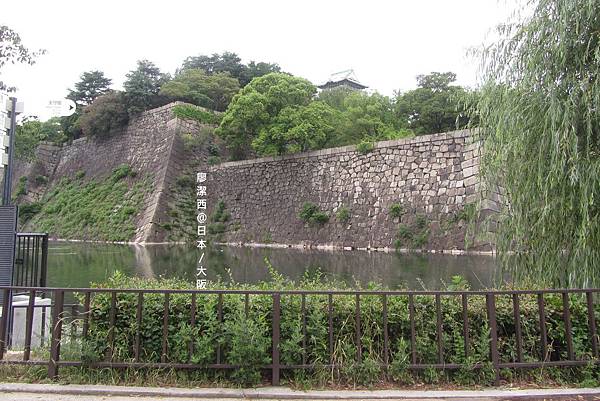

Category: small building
[318, 69, 368, 91]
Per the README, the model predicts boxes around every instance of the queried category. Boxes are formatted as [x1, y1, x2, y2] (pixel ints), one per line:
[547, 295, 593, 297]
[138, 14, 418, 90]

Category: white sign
[45, 99, 76, 117]
[1, 134, 9, 148]
[1, 153, 8, 167]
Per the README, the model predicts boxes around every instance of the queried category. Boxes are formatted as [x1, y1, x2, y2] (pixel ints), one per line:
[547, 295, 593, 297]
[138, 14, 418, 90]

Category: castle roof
[318, 69, 368, 90]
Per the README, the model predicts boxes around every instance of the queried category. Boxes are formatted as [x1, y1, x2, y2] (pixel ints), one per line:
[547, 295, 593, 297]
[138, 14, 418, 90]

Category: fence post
[0, 288, 11, 359]
[48, 290, 64, 379]
[486, 293, 500, 386]
[272, 292, 280, 386]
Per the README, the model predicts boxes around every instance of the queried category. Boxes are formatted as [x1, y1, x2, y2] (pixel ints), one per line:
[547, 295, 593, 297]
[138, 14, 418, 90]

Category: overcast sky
[3, 0, 519, 120]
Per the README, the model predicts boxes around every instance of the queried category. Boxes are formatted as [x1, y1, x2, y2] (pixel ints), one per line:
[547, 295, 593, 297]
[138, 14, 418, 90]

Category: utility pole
[1, 95, 23, 205]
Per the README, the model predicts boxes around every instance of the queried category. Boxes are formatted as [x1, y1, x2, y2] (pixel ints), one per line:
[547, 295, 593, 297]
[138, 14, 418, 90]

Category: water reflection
[47, 241, 501, 290]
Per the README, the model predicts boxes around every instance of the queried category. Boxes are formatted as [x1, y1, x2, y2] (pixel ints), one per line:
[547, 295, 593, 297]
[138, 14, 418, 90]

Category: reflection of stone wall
[210, 130, 488, 251]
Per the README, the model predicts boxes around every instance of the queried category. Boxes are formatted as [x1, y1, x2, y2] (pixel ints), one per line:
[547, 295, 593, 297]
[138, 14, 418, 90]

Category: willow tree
[472, 0, 600, 287]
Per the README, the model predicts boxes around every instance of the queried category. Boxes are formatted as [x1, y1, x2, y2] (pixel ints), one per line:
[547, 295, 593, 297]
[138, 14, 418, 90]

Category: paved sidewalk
[1, 383, 600, 400]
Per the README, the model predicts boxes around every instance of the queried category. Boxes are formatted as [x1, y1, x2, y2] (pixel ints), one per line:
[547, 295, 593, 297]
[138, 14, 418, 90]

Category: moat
[46, 241, 502, 290]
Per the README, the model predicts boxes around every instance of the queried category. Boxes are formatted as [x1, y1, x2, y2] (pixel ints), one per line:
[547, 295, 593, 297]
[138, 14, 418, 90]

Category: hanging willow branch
[471, 0, 600, 287]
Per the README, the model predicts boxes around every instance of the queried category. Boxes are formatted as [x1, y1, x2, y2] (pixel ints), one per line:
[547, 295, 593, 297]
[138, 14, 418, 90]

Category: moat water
[46, 241, 502, 290]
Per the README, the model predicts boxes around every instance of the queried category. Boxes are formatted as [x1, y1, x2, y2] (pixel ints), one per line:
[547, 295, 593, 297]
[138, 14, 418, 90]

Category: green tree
[78, 92, 129, 138]
[181, 52, 281, 86]
[471, 0, 600, 287]
[217, 73, 316, 159]
[395, 72, 468, 135]
[14, 117, 65, 160]
[159, 69, 239, 111]
[319, 90, 411, 146]
[0, 25, 45, 92]
[67, 70, 112, 107]
[123, 60, 170, 115]
[252, 101, 341, 155]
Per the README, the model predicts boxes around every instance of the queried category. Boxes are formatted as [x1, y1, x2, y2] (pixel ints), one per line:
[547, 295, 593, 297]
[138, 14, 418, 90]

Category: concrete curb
[1, 383, 600, 399]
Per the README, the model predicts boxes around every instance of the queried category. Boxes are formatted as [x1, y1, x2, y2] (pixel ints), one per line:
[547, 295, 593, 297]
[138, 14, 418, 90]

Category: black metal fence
[13, 233, 48, 289]
[0, 286, 598, 385]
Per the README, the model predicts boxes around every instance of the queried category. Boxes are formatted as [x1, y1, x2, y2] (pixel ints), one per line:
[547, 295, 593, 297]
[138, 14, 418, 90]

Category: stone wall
[209, 130, 489, 251]
[12, 102, 212, 243]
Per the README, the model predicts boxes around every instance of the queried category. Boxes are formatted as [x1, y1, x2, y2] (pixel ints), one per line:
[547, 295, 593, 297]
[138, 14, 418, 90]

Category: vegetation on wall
[26, 165, 150, 241]
[298, 202, 329, 226]
[172, 104, 222, 125]
[471, 0, 600, 287]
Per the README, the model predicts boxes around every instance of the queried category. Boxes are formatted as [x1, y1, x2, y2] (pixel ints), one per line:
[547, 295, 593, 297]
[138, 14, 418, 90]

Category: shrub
[336, 206, 350, 223]
[211, 200, 230, 223]
[14, 176, 27, 197]
[78, 92, 129, 138]
[175, 175, 194, 188]
[356, 140, 374, 154]
[34, 175, 48, 185]
[111, 164, 133, 181]
[389, 203, 404, 218]
[207, 156, 221, 166]
[298, 202, 329, 225]
[172, 104, 221, 125]
[75, 170, 86, 180]
[78, 271, 600, 387]
[18, 202, 41, 222]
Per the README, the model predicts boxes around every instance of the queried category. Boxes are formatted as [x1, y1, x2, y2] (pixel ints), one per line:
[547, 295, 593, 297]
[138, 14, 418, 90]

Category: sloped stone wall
[209, 130, 489, 251]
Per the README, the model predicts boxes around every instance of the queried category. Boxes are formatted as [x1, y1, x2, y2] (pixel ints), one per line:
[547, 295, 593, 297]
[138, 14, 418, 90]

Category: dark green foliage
[18, 202, 41, 222]
[34, 175, 48, 185]
[175, 175, 194, 188]
[207, 222, 226, 235]
[78, 271, 600, 387]
[160, 69, 239, 112]
[14, 176, 27, 197]
[123, 59, 170, 115]
[336, 206, 350, 223]
[356, 140, 374, 154]
[67, 70, 112, 107]
[207, 156, 221, 166]
[27, 166, 149, 241]
[389, 203, 404, 218]
[180, 51, 281, 87]
[172, 104, 221, 125]
[78, 92, 129, 138]
[395, 216, 429, 250]
[298, 202, 329, 225]
[211, 200, 230, 223]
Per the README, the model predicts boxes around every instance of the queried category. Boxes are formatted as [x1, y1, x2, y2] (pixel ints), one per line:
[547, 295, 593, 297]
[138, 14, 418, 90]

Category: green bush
[78, 271, 600, 387]
[34, 175, 48, 185]
[356, 140, 374, 154]
[18, 202, 42, 222]
[78, 92, 129, 138]
[298, 202, 329, 226]
[211, 200, 230, 223]
[389, 203, 404, 218]
[173, 104, 221, 125]
[14, 176, 27, 197]
[207, 156, 221, 165]
[336, 206, 350, 223]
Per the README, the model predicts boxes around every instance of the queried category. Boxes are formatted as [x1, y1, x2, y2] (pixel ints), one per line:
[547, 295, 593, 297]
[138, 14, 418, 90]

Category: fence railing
[0, 286, 598, 385]
[13, 233, 48, 289]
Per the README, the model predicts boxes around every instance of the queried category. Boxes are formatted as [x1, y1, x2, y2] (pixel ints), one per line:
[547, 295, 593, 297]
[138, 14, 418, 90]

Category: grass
[26, 165, 151, 242]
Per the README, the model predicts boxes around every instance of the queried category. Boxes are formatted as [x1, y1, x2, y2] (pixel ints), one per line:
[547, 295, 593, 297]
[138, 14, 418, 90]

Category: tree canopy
[67, 70, 112, 107]
[0, 25, 45, 92]
[159, 69, 239, 112]
[394, 72, 469, 135]
[180, 52, 281, 86]
[78, 92, 129, 138]
[472, 0, 600, 287]
[216, 73, 316, 158]
[15, 117, 65, 160]
[123, 60, 170, 115]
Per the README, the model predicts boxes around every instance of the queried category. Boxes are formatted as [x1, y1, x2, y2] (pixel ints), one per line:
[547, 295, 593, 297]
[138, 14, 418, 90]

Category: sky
[3, 0, 520, 120]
